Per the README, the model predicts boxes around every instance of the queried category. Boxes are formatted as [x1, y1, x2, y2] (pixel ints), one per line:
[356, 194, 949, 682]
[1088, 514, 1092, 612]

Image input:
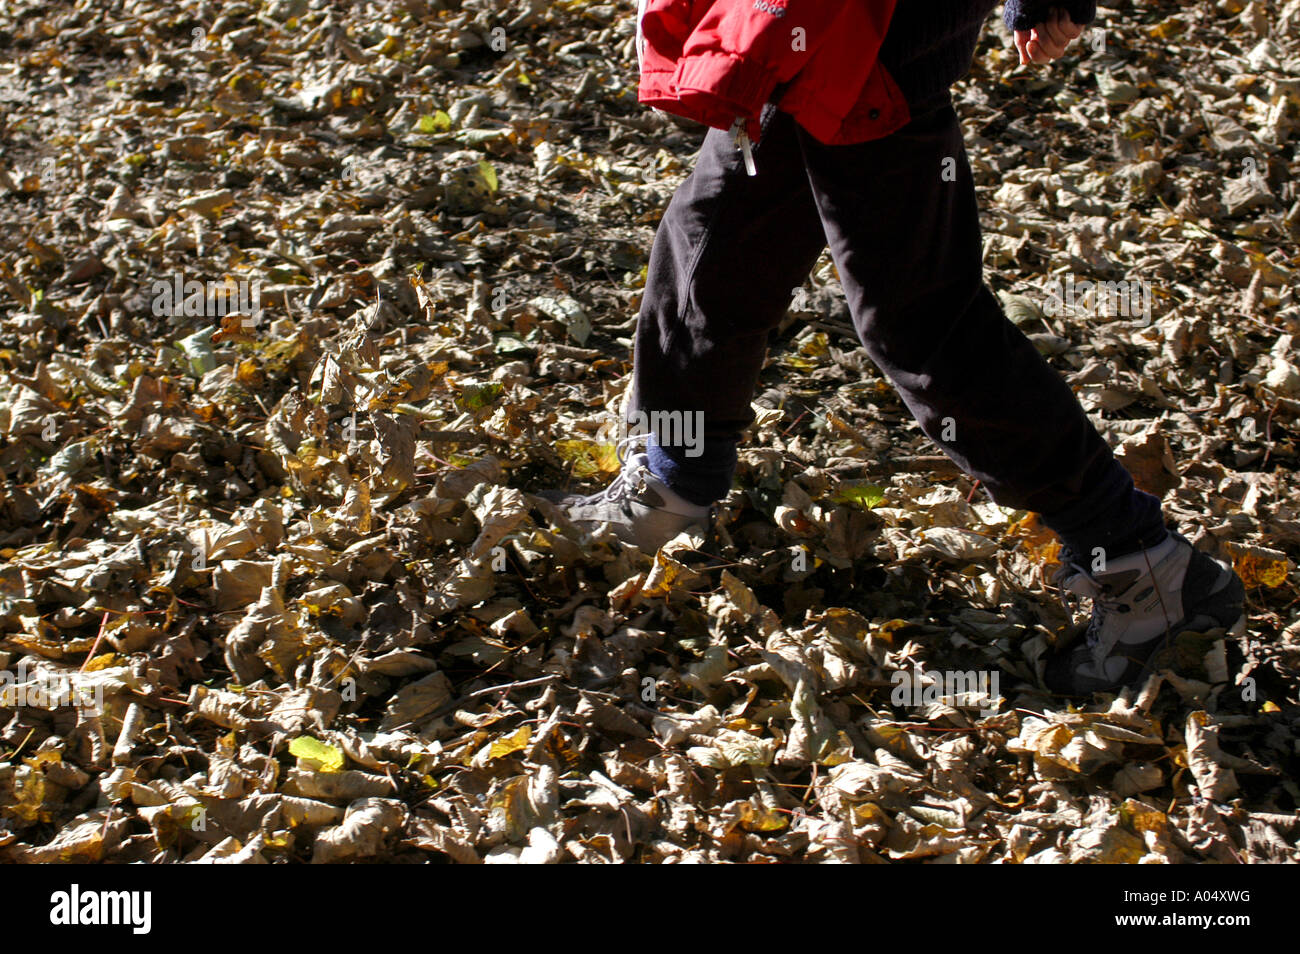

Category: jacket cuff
[672, 50, 780, 119]
[1003, 0, 1097, 32]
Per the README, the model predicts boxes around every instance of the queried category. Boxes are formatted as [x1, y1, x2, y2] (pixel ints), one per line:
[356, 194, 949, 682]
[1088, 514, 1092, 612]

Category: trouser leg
[633, 106, 828, 505]
[794, 92, 1165, 558]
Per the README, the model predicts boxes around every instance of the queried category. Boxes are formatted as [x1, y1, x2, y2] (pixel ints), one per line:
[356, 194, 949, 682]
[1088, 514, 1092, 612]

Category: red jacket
[636, 0, 910, 147]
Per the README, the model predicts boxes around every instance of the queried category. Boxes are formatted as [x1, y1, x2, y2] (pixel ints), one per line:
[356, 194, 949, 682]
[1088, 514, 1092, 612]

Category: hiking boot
[537, 437, 712, 552]
[1043, 533, 1246, 695]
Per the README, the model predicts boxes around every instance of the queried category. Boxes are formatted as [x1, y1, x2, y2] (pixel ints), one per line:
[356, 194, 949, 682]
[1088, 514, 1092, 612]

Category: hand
[1013, 7, 1084, 66]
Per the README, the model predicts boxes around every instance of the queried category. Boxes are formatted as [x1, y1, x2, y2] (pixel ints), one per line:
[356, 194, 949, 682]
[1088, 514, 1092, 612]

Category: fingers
[1014, 30, 1032, 66]
[1014, 8, 1082, 66]
[1031, 25, 1066, 61]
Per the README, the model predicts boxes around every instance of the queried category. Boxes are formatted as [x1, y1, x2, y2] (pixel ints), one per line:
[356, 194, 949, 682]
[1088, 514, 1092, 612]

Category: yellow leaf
[554, 439, 621, 478]
[1096, 826, 1146, 864]
[489, 776, 531, 840]
[1146, 17, 1187, 40]
[24, 750, 62, 769]
[288, 736, 345, 773]
[477, 159, 498, 194]
[82, 652, 120, 672]
[799, 332, 829, 359]
[1228, 543, 1290, 589]
[871, 721, 911, 754]
[640, 550, 694, 599]
[875, 619, 915, 644]
[1006, 512, 1061, 567]
[1119, 797, 1168, 836]
[7, 764, 57, 824]
[416, 111, 451, 134]
[487, 725, 531, 760]
[832, 482, 885, 510]
[738, 801, 788, 833]
[819, 730, 856, 767]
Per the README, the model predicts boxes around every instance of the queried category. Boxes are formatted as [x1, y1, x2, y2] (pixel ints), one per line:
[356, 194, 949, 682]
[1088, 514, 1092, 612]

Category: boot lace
[593, 433, 651, 508]
[1052, 556, 1129, 658]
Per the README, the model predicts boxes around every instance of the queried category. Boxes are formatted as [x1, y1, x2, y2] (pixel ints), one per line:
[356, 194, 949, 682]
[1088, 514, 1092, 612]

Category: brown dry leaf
[1184, 710, 1241, 801]
[311, 798, 407, 863]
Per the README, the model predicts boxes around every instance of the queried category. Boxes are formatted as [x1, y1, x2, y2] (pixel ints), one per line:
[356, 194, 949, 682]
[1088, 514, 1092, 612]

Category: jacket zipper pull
[729, 117, 757, 177]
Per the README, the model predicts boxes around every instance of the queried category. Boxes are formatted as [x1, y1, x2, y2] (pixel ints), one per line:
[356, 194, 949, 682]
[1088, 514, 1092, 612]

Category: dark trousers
[633, 93, 1166, 560]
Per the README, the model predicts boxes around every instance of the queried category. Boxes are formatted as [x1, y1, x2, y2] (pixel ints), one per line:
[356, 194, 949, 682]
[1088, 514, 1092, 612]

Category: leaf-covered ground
[1, 0, 1298, 863]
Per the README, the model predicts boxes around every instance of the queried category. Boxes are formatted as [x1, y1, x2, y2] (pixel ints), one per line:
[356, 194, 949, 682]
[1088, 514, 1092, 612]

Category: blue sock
[645, 432, 736, 506]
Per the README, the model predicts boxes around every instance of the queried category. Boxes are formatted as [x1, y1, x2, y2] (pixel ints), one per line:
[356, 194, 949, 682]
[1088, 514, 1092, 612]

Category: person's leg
[538, 105, 828, 551]
[633, 104, 829, 505]
[794, 91, 1164, 561]
[793, 90, 1243, 694]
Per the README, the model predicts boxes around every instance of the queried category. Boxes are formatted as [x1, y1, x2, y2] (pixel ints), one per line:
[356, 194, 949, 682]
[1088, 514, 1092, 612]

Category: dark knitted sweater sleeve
[1003, 0, 1097, 31]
